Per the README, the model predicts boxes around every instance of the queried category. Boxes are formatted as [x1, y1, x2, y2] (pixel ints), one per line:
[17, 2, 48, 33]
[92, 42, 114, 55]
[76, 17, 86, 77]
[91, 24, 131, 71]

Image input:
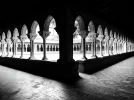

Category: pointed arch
[31, 20, 39, 34]
[13, 28, 19, 37]
[104, 28, 108, 36]
[7, 30, 11, 39]
[2, 32, 5, 40]
[44, 15, 54, 31]
[21, 24, 28, 36]
[97, 25, 103, 35]
[88, 21, 95, 33]
[75, 16, 85, 31]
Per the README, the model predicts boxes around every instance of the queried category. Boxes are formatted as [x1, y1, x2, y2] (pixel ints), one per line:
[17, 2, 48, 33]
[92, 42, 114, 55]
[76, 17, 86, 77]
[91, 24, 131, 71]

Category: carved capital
[12, 36, 18, 42]
[6, 38, 12, 44]
[30, 33, 37, 40]
[20, 35, 27, 42]
[79, 30, 87, 38]
[43, 31, 50, 38]
[97, 34, 104, 41]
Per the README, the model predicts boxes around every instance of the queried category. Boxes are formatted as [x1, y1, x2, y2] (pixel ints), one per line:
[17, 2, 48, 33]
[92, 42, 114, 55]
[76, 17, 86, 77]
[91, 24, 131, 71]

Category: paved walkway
[0, 56, 134, 100]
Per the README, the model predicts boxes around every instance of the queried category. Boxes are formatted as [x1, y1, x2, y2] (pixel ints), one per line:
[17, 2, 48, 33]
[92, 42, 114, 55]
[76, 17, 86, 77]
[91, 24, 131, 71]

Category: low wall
[78, 52, 134, 74]
[0, 52, 134, 81]
[0, 57, 79, 81]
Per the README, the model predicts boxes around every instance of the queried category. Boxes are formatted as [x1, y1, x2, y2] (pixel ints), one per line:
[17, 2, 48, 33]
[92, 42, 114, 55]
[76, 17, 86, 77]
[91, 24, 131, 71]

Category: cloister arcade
[0, 15, 134, 62]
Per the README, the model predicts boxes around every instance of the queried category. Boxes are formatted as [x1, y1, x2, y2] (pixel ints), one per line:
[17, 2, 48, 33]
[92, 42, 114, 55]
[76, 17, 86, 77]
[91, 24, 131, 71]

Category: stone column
[109, 38, 114, 55]
[12, 38, 18, 58]
[39, 31, 50, 60]
[79, 30, 87, 60]
[97, 34, 104, 57]
[29, 33, 37, 60]
[6, 30, 12, 57]
[114, 39, 117, 54]
[104, 37, 109, 56]
[25, 44, 28, 52]
[20, 35, 27, 58]
[1, 32, 6, 57]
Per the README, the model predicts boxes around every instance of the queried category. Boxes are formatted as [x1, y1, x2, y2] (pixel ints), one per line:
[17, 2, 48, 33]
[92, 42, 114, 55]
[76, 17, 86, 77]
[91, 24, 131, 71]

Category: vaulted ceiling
[0, 1, 133, 40]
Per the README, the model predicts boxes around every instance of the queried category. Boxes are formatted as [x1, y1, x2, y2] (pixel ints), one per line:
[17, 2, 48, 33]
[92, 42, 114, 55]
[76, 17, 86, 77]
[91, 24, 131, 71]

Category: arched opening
[45, 16, 59, 61]
[34, 24, 43, 60]
[85, 21, 95, 59]
[73, 16, 85, 61]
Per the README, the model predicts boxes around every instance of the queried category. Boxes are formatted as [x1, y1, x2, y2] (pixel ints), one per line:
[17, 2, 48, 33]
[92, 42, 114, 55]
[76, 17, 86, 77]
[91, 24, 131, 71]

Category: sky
[0, 1, 133, 40]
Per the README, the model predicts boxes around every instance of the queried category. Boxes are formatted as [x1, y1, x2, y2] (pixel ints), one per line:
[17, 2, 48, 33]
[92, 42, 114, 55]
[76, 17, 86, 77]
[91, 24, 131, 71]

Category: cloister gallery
[0, 15, 134, 62]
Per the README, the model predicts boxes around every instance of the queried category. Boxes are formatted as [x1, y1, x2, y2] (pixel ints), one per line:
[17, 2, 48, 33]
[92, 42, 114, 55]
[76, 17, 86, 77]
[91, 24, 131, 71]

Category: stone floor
[0, 56, 134, 100]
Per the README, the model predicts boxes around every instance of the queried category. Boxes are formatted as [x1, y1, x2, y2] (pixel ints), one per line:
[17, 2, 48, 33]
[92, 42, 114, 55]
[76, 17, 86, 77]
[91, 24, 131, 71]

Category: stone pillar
[12, 28, 19, 58]
[97, 34, 104, 57]
[54, 7, 79, 79]
[79, 30, 87, 60]
[39, 31, 50, 60]
[114, 39, 117, 54]
[25, 44, 28, 52]
[6, 30, 12, 57]
[109, 38, 114, 55]
[1, 32, 6, 57]
[0, 38, 1, 56]
[29, 33, 37, 60]
[12, 38, 18, 58]
[104, 37, 109, 56]
[20, 34, 27, 58]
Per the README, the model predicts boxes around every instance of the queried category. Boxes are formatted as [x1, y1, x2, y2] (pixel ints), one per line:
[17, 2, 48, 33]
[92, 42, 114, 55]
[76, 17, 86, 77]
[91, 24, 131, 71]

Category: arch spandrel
[88, 21, 95, 33]
[21, 24, 28, 36]
[114, 32, 117, 39]
[44, 15, 54, 31]
[31, 20, 39, 34]
[104, 28, 108, 36]
[75, 16, 85, 31]
[2, 32, 6, 40]
[97, 25, 103, 35]
[110, 30, 113, 38]
[7, 30, 11, 39]
[117, 33, 120, 40]
[13, 28, 19, 37]
[120, 35, 122, 40]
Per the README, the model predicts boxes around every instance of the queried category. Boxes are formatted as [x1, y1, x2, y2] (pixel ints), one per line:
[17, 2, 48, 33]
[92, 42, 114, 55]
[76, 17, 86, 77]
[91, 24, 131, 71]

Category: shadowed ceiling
[0, 1, 133, 40]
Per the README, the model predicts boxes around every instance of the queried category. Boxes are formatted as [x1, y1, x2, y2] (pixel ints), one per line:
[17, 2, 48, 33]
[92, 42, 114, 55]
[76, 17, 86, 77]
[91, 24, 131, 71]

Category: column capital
[20, 35, 27, 42]
[79, 30, 88, 38]
[30, 33, 37, 40]
[104, 36, 109, 42]
[97, 34, 104, 41]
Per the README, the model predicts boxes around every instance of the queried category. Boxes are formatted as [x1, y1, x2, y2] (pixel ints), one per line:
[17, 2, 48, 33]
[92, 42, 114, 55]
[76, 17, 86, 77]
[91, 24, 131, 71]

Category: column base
[29, 56, 36, 60]
[80, 56, 87, 61]
[20, 55, 25, 59]
[42, 56, 48, 61]
[57, 59, 79, 80]
[99, 54, 103, 58]
[91, 55, 98, 59]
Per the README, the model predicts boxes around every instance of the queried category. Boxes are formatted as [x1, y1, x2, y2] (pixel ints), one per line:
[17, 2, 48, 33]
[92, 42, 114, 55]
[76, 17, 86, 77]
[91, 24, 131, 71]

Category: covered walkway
[0, 56, 134, 100]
